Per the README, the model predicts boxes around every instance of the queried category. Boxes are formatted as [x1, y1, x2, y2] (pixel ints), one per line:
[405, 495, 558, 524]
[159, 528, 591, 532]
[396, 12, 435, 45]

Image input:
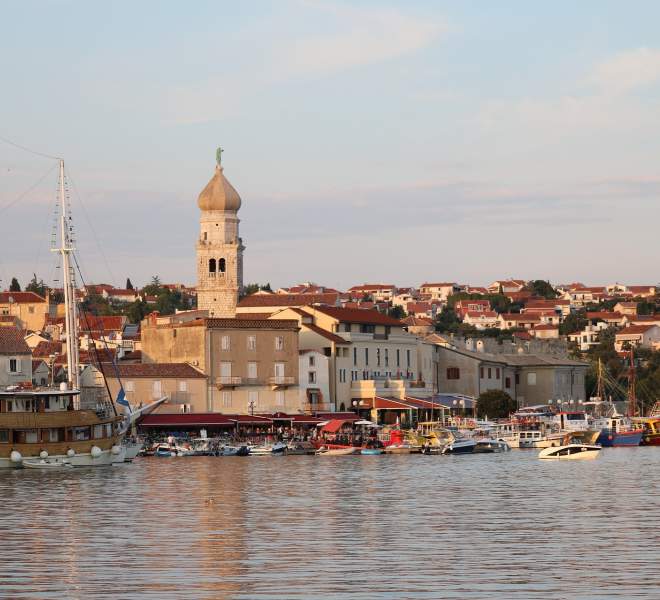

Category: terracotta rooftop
[302, 323, 351, 344]
[0, 328, 30, 354]
[420, 282, 456, 288]
[308, 305, 404, 326]
[238, 292, 339, 308]
[0, 291, 47, 304]
[402, 316, 434, 326]
[586, 312, 624, 320]
[347, 284, 395, 291]
[206, 318, 299, 330]
[32, 340, 64, 357]
[616, 324, 657, 336]
[500, 313, 540, 321]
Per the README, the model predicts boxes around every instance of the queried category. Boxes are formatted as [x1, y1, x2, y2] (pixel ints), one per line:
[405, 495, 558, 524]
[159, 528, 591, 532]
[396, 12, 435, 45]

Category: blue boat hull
[596, 429, 643, 447]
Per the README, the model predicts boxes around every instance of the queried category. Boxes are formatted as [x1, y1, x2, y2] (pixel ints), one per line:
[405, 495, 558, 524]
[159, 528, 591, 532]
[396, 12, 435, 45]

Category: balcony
[216, 376, 242, 389]
[168, 392, 192, 404]
[302, 402, 335, 413]
[269, 376, 295, 387]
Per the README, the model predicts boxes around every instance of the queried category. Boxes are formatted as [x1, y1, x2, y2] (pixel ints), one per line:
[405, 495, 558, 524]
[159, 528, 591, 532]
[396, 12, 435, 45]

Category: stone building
[0, 291, 53, 332]
[196, 150, 244, 317]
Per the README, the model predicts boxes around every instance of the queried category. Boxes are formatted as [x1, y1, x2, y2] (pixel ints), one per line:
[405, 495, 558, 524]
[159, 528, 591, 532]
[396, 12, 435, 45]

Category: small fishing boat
[285, 442, 316, 455]
[154, 444, 179, 457]
[360, 448, 383, 455]
[538, 443, 602, 460]
[383, 443, 421, 454]
[633, 417, 660, 446]
[23, 458, 73, 470]
[316, 445, 359, 456]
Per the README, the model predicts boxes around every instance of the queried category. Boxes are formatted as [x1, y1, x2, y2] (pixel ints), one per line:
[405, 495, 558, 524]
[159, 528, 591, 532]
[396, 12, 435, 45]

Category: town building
[419, 282, 462, 301]
[0, 291, 53, 332]
[568, 322, 609, 351]
[347, 284, 397, 302]
[434, 342, 588, 407]
[487, 279, 526, 294]
[614, 324, 660, 352]
[236, 292, 339, 316]
[0, 328, 32, 388]
[463, 311, 500, 330]
[455, 299, 491, 319]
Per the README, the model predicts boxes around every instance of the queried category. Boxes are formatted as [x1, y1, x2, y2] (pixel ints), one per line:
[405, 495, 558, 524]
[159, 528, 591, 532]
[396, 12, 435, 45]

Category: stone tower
[196, 149, 244, 317]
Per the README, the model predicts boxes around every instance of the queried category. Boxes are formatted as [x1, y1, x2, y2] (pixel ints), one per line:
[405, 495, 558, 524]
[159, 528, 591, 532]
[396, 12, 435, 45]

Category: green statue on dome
[216, 146, 224, 166]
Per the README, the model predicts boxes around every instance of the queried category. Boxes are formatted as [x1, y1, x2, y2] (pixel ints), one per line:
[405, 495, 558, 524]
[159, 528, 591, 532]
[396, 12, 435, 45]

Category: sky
[0, 0, 659, 291]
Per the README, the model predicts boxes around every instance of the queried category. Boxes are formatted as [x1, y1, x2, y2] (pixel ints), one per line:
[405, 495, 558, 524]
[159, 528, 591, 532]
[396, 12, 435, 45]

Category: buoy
[111, 445, 121, 455]
[39, 450, 49, 459]
[10, 450, 22, 463]
[66, 448, 75, 457]
[90, 446, 102, 459]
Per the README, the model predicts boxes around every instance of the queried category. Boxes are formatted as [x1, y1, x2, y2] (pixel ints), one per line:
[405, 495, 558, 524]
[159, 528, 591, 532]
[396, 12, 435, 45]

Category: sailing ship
[0, 161, 123, 468]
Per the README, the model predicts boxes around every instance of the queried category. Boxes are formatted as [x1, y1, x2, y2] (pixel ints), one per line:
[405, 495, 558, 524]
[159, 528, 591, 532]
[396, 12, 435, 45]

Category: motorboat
[634, 417, 660, 446]
[592, 415, 643, 447]
[538, 443, 602, 460]
[383, 443, 421, 454]
[285, 442, 316, 455]
[22, 458, 74, 470]
[154, 444, 181, 457]
[474, 438, 511, 453]
[218, 445, 249, 456]
[442, 439, 477, 455]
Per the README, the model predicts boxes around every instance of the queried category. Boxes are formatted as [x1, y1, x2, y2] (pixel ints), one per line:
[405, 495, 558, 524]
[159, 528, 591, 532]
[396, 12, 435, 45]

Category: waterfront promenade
[1, 449, 658, 599]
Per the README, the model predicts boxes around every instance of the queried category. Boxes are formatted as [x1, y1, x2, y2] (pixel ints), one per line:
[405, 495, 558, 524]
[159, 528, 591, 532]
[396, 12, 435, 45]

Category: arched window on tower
[209, 258, 216, 275]
[219, 258, 226, 273]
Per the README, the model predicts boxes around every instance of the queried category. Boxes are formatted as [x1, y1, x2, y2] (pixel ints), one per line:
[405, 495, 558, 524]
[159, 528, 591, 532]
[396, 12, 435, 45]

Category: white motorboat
[474, 438, 511, 453]
[441, 439, 477, 455]
[218, 445, 249, 456]
[315, 446, 360, 456]
[538, 443, 602, 460]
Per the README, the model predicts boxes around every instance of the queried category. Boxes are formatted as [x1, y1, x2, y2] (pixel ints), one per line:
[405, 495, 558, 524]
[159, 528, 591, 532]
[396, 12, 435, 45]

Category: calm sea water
[0, 448, 658, 600]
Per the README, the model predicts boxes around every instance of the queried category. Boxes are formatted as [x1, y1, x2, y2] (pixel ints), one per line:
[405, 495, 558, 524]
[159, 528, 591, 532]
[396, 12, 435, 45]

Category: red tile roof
[102, 363, 206, 379]
[465, 311, 498, 318]
[0, 291, 47, 304]
[32, 340, 64, 357]
[302, 323, 351, 344]
[500, 313, 540, 321]
[586, 312, 624, 320]
[309, 306, 404, 326]
[238, 292, 339, 308]
[79, 315, 126, 332]
[207, 318, 299, 330]
[533, 324, 559, 331]
[616, 324, 657, 335]
[420, 282, 456, 288]
[235, 312, 274, 320]
[347, 284, 395, 291]
[402, 316, 434, 326]
[0, 328, 30, 354]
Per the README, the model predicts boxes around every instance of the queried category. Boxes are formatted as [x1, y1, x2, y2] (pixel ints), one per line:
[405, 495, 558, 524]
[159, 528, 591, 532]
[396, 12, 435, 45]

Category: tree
[388, 305, 406, 319]
[25, 273, 47, 298]
[126, 299, 148, 323]
[240, 283, 272, 300]
[126, 278, 134, 290]
[525, 279, 558, 299]
[9, 277, 20, 292]
[476, 390, 517, 419]
[150, 275, 161, 287]
[559, 309, 587, 336]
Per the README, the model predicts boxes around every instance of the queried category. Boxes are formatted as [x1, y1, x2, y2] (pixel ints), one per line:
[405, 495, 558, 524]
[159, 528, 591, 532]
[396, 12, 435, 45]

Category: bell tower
[196, 148, 244, 317]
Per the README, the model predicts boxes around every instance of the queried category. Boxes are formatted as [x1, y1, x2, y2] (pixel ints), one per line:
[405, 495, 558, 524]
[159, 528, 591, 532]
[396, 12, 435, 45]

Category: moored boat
[316, 445, 360, 455]
[633, 417, 660, 446]
[442, 439, 477, 455]
[360, 448, 383, 455]
[474, 439, 511, 453]
[538, 443, 601, 460]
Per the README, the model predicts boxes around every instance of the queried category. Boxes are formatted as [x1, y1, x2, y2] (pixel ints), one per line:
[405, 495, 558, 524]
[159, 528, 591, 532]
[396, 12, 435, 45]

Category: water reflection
[0, 449, 658, 599]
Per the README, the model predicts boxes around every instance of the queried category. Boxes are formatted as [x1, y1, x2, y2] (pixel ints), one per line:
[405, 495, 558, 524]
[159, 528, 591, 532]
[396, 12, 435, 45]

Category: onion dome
[197, 148, 242, 212]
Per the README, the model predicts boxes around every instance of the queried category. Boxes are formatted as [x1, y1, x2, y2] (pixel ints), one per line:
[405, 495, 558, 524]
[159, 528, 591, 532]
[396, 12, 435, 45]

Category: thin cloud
[589, 47, 660, 94]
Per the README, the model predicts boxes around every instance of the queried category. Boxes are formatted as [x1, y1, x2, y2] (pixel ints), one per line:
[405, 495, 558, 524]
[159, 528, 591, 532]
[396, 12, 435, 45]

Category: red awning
[320, 419, 350, 433]
[139, 413, 234, 427]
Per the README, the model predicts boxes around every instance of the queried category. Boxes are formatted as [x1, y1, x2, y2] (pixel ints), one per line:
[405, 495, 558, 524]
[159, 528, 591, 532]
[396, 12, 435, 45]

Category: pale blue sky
[0, 0, 659, 290]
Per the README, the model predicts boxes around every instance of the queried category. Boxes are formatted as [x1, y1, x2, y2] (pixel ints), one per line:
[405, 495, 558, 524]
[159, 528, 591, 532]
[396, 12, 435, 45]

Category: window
[94, 424, 105, 439]
[203, 231, 207, 241]
[125, 381, 134, 392]
[496, 368, 500, 380]
[527, 372, 537, 386]
[360, 324, 375, 334]
[446, 367, 460, 380]
[8, 358, 18, 373]
[247, 335, 256, 350]
[505, 377, 511, 388]
[221, 335, 231, 350]
[353, 347, 357, 366]
[220, 362, 232, 378]
[343, 323, 352, 333]
[209, 258, 216, 273]
[515, 373, 520, 385]
[248, 362, 257, 380]
[309, 355, 315, 367]
[274, 362, 285, 378]
[376, 348, 381, 366]
[219, 258, 226, 273]
[0, 430, 8, 443]
[178, 381, 187, 392]
[28, 306, 34, 314]
[364, 348, 369, 365]
[222, 391, 232, 407]
[487, 368, 492, 379]
[396, 349, 400, 367]
[275, 390, 285, 406]
[480, 367, 484, 378]
[275, 336, 284, 351]
[308, 371, 316, 384]
[384, 349, 389, 367]
[406, 350, 411, 368]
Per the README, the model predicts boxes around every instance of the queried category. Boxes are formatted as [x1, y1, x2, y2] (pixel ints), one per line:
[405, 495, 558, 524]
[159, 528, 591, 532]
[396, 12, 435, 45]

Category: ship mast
[627, 347, 637, 417]
[54, 160, 80, 390]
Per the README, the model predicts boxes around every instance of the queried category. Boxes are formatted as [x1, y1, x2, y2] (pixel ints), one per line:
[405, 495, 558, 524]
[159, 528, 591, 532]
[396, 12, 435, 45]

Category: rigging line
[0, 163, 58, 216]
[32, 167, 61, 285]
[0, 134, 62, 161]
[66, 169, 118, 288]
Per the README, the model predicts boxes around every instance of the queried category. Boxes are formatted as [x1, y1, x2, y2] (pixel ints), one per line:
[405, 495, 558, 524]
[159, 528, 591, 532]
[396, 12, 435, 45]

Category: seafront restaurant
[352, 394, 476, 427]
[137, 411, 328, 440]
